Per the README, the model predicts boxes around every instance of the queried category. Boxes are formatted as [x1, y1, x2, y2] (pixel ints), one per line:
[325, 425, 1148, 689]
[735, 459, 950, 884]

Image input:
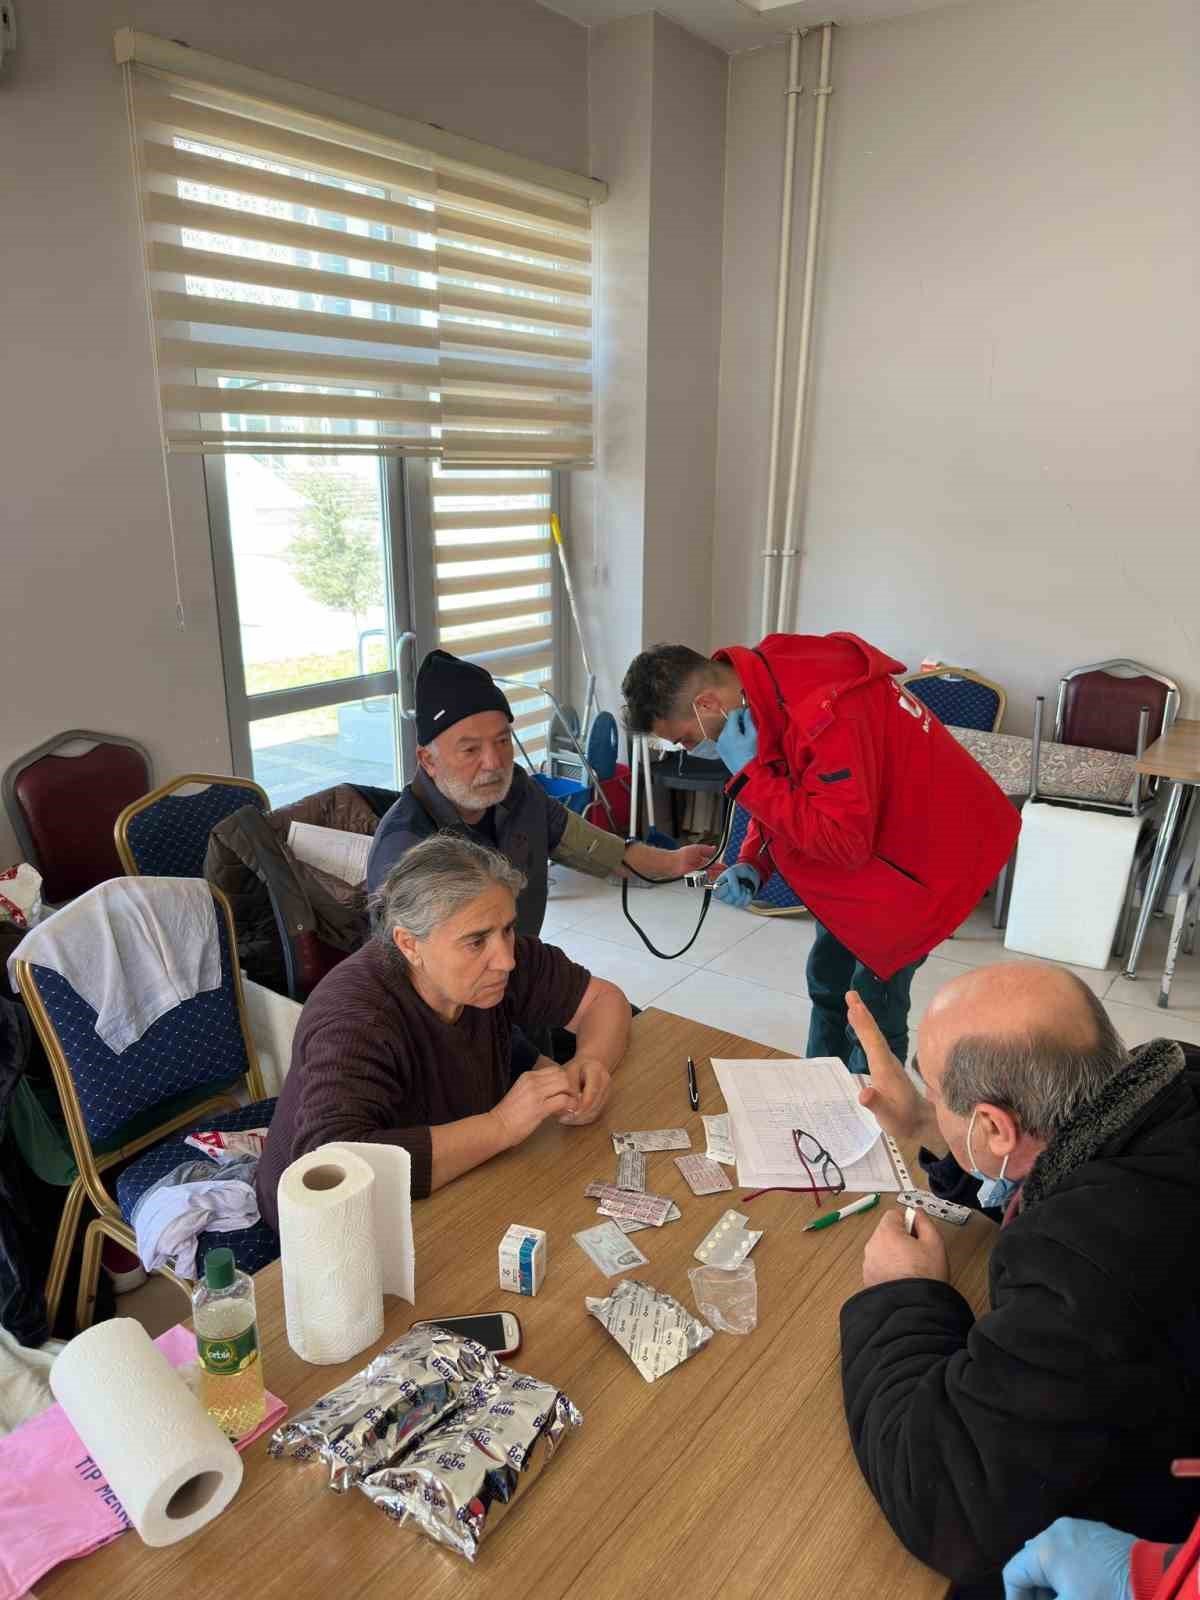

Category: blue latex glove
[716, 706, 758, 774]
[1003, 1519, 1136, 1600]
[713, 864, 761, 908]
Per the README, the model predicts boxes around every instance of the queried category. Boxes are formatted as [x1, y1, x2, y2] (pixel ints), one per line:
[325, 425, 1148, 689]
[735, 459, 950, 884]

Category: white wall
[643, 16, 727, 650]
[569, 13, 727, 719]
[0, 0, 589, 864]
[573, 15, 655, 720]
[714, 0, 1200, 732]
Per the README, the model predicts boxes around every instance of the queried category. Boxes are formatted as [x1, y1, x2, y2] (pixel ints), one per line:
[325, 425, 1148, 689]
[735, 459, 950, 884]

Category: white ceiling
[538, 0, 986, 54]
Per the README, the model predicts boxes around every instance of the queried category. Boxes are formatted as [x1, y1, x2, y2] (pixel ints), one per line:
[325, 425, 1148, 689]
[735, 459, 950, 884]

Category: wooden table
[1125, 718, 1200, 979]
[34, 1009, 996, 1600]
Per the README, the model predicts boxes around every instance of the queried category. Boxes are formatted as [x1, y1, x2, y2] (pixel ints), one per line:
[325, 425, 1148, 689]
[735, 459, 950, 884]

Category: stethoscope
[619, 650, 789, 961]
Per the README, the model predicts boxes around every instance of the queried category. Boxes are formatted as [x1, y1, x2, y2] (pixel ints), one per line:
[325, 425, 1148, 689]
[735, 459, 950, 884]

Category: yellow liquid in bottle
[196, 1299, 266, 1439]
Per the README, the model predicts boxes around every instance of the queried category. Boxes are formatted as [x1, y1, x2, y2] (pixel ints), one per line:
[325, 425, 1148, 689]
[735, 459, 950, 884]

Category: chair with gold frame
[115, 772, 269, 879]
[900, 667, 1007, 732]
[12, 879, 277, 1331]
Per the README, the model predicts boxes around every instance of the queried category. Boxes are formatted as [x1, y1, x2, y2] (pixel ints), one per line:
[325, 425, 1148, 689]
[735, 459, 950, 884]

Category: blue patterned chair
[12, 880, 277, 1331]
[900, 668, 1006, 732]
[115, 772, 269, 879]
[721, 804, 807, 915]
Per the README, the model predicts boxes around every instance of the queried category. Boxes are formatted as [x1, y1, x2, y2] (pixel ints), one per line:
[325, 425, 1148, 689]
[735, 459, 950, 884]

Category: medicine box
[498, 1224, 546, 1297]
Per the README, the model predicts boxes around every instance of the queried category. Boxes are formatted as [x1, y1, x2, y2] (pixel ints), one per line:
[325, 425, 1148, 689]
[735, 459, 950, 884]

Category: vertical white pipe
[629, 732, 641, 839]
[776, 21, 834, 634]
[759, 30, 805, 639]
[642, 735, 656, 832]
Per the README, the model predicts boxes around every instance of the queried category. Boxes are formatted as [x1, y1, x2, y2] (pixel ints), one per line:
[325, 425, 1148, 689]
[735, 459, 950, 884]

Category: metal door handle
[396, 631, 417, 721]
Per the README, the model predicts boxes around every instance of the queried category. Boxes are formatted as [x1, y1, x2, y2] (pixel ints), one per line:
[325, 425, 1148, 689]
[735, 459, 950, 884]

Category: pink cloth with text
[0, 1323, 285, 1600]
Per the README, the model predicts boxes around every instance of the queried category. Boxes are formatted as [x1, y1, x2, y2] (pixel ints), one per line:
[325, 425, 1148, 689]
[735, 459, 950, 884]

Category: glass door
[205, 452, 417, 807]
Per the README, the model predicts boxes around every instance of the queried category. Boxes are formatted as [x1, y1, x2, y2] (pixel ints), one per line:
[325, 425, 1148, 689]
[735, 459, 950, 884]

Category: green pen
[803, 1193, 880, 1232]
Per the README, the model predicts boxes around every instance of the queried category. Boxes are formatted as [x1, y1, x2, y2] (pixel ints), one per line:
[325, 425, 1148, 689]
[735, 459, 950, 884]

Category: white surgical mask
[965, 1107, 1019, 1210]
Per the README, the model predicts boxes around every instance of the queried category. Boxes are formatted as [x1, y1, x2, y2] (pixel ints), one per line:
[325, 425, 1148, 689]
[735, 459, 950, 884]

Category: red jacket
[717, 632, 1020, 978]
[1133, 1518, 1200, 1599]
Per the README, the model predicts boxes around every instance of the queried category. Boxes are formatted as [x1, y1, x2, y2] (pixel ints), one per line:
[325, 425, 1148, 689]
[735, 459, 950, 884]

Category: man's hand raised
[847, 990, 939, 1147]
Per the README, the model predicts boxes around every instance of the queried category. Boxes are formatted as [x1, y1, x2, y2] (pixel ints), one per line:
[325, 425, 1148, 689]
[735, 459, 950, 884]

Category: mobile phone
[410, 1312, 521, 1356]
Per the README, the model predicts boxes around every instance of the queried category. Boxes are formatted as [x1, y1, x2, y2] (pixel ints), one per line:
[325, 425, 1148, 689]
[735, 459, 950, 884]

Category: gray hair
[940, 981, 1128, 1138]
[371, 833, 526, 955]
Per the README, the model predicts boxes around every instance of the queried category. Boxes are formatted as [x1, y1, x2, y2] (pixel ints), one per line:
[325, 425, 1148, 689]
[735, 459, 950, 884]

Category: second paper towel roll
[278, 1142, 414, 1364]
[50, 1318, 243, 1547]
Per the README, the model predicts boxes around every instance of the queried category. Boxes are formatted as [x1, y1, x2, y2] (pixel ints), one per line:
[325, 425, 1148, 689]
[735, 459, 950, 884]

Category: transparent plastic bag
[687, 1261, 757, 1335]
[0, 866, 43, 930]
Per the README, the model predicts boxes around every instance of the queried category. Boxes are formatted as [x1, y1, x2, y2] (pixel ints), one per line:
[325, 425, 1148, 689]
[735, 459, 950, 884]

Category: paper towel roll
[49, 1318, 243, 1547]
[278, 1142, 414, 1365]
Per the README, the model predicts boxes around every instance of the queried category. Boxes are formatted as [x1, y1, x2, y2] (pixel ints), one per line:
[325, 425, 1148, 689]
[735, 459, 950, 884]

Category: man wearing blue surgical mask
[838, 962, 1200, 1599]
[621, 636, 1019, 1076]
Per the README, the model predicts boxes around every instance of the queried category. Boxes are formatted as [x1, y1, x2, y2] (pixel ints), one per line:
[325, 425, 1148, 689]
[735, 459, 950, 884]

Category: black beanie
[415, 650, 512, 746]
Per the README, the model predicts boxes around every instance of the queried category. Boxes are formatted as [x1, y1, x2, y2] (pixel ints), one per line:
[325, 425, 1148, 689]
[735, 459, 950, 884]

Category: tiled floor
[543, 869, 1200, 1052]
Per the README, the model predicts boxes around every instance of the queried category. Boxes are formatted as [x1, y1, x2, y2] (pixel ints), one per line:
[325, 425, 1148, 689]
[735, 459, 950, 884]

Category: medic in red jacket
[622, 633, 1020, 1073]
[717, 634, 1018, 977]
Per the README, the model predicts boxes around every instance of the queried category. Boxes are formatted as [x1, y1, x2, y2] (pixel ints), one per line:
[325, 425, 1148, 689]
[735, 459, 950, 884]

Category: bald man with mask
[838, 964, 1200, 1599]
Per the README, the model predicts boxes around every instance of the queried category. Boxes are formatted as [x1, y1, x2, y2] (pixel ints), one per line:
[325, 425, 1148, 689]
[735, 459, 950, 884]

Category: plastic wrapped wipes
[361, 1367, 580, 1560]
[269, 1325, 487, 1490]
[270, 1326, 581, 1559]
[585, 1279, 713, 1382]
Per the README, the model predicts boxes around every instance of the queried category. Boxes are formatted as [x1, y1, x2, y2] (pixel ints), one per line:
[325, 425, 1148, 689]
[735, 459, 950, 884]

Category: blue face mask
[689, 700, 726, 764]
[966, 1109, 1020, 1210]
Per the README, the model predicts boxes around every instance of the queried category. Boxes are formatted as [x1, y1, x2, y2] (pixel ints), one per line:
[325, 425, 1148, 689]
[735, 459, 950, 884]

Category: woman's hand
[558, 1056, 612, 1123]
[490, 1066, 579, 1148]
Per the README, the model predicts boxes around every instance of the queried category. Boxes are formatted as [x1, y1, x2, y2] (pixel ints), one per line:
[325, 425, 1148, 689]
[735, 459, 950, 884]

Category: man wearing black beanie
[366, 650, 710, 936]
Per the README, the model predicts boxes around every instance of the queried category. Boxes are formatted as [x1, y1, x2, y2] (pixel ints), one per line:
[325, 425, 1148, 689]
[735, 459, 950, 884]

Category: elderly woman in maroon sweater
[255, 834, 630, 1226]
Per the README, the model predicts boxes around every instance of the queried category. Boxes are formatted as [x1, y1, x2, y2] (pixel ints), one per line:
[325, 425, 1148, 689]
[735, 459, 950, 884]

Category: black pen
[687, 1056, 699, 1111]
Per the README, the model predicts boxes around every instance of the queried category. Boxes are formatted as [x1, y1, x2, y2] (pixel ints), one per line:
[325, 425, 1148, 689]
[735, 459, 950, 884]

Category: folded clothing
[130, 1155, 260, 1279]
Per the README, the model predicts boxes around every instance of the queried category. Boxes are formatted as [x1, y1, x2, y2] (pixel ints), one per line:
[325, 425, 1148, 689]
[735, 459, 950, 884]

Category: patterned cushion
[906, 675, 1001, 732]
[115, 1100, 280, 1278]
[950, 727, 1137, 806]
[722, 804, 806, 910]
[30, 909, 251, 1144]
[125, 783, 267, 878]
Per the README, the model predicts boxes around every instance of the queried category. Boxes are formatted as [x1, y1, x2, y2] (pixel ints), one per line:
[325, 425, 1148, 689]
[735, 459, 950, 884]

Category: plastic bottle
[192, 1247, 265, 1438]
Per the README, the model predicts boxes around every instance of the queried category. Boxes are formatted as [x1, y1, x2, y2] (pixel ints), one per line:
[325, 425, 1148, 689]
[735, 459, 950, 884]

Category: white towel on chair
[7, 878, 220, 1053]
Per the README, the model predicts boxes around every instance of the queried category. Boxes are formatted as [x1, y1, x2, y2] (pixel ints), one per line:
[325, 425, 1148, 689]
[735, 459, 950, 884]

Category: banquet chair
[116, 773, 268, 879]
[3, 731, 152, 904]
[901, 668, 1006, 733]
[12, 879, 277, 1330]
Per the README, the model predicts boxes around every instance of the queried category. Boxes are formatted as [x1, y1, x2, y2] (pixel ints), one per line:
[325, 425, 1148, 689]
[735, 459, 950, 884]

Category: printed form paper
[711, 1057, 902, 1192]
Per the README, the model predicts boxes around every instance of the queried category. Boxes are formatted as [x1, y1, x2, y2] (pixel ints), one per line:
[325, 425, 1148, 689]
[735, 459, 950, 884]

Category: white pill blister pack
[694, 1209, 763, 1267]
[896, 1189, 972, 1226]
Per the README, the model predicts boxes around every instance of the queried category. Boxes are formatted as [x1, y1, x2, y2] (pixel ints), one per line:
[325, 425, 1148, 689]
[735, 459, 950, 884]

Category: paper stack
[711, 1056, 902, 1192]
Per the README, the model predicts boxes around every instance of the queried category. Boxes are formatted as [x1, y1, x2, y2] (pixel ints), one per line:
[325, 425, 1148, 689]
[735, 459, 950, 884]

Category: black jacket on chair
[840, 1039, 1200, 1596]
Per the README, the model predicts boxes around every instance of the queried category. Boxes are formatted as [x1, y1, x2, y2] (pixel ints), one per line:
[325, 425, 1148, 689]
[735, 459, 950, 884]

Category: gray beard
[433, 766, 513, 815]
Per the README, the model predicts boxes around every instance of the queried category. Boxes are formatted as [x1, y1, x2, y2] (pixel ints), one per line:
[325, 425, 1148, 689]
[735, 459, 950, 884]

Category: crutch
[550, 513, 598, 742]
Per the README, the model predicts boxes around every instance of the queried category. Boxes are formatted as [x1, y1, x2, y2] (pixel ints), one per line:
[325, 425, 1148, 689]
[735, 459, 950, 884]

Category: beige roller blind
[127, 67, 442, 455]
[123, 55, 594, 466]
[431, 465, 556, 763]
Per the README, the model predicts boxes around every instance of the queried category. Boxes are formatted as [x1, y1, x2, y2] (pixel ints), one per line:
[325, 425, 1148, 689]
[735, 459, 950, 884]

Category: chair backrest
[1055, 660, 1179, 755]
[720, 803, 805, 910]
[116, 773, 269, 879]
[14, 882, 263, 1154]
[3, 731, 152, 904]
[901, 669, 1006, 732]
